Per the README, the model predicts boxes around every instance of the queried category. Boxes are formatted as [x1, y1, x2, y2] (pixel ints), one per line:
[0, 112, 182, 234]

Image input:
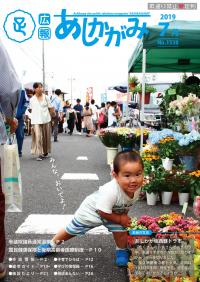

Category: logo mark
[4, 10, 36, 43]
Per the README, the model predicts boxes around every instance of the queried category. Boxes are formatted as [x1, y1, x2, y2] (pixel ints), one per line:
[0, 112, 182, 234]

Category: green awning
[128, 21, 200, 73]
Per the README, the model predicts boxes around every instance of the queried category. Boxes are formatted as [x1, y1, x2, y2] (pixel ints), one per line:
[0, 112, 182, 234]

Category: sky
[0, 0, 200, 104]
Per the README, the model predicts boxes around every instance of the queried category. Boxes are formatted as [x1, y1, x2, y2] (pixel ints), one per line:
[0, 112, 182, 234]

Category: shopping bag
[2, 144, 22, 212]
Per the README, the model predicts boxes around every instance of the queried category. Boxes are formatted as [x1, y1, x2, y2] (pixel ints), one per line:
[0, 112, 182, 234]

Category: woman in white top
[29, 82, 52, 161]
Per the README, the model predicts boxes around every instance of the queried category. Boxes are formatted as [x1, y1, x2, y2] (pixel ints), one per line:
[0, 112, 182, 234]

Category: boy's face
[113, 161, 144, 198]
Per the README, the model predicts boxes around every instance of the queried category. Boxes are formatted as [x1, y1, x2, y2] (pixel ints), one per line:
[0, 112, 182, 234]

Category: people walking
[50, 89, 63, 142]
[15, 89, 30, 157]
[108, 101, 118, 127]
[83, 102, 93, 137]
[97, 102, 107, 130]
[73, 98, 83, 134]
[90, 99, 98, 133]
[66, 103, 77, 135]
[29, 82, 52, 161]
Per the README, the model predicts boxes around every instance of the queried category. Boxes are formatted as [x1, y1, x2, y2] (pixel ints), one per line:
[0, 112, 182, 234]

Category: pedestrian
[73, 98, 83, 135]
[0, 39, 21, 279]
[97, 102, 107, 130]
[83, 102, 93, 137]
[108, 101, 118, 127]
[66, 103, 77, 135]
[90, 99, 98, 133]
[29, 82, 52, 161]
[115, 102, 122, 125]
[15, 89, 30, 157]
[35, 150, 144, 267]
[104, 101, 111, 127]
[50, 89, 63, 142]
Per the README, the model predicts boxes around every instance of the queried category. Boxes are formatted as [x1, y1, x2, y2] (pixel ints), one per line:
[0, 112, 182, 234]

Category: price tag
[182, 202, 188, 216]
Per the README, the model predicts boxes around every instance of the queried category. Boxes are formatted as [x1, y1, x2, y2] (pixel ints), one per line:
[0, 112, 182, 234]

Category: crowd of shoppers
[22, 96, 122, 144]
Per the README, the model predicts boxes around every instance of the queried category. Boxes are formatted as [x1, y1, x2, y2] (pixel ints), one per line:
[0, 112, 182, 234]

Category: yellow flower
[189, 170, 200, 177]
[164, 219, 174, 226]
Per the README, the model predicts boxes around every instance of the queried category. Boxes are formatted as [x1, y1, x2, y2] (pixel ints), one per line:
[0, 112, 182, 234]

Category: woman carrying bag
[29, 82, 53, 161]
[0, 39, 21, 279]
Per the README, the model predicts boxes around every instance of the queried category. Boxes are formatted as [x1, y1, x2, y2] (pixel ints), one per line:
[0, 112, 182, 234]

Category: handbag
[98, 112, 105, 124]
[49, 107, 56, 118]
[45, 95, 56, 118]
[2, 144, 22, 212]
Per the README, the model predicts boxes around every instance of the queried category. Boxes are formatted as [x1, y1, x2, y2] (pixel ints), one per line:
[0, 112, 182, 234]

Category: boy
[36, 150, 144, 266]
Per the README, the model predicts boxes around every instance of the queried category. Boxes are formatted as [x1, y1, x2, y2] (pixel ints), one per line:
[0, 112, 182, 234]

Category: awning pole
[125, 74, 129, 120]
[140, 48, 146, 153]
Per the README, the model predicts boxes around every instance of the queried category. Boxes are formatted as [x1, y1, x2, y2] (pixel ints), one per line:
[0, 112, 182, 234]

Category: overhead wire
[0, 27, 43, 71]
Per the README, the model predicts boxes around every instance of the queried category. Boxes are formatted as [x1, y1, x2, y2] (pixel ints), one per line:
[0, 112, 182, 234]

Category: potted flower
[116, 127, 136, 151]
[98, 128, 119, 165]
[177, 131, 200, 171]
[148, 129, 200, 171]
[133, 84, 156, 104]
[189, 170, 200, 201]
[169, 94, 200, 133]
[134, 128, 150, 149]
[142, 177, 160, 206]
[165, 170, 191, 205]
[157, 136, 179, 171]
[142, 145, 161, 176]
[128, 75, 139, 89]
[142, 167, 165, 205]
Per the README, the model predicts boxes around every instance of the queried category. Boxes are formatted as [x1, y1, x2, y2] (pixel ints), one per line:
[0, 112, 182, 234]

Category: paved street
[3, 132, 194, 282]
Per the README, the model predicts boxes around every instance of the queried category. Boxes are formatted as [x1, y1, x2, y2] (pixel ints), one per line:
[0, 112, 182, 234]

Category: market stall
[125, 21, 200, 281]
[128, 20, 200, 150]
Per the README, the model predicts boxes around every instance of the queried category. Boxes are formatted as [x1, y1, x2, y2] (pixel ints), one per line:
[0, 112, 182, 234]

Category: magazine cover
[0, 0, 200, 281]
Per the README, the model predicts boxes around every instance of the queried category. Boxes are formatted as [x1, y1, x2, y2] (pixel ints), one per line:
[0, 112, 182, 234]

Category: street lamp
[42, 41, 45, 91]
[67, 77, 76, 104]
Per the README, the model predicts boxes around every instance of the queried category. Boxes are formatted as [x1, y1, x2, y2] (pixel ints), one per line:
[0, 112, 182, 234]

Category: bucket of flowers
[98, 128, 119, 165]
[142, 144, 161, 176]
[116, 127, 136, 151]
[148, 129, 180, 170]
[169, 93, 200, 133]
[157, 136, 179, 171]
[148, 129, 200, 171]
[134, 128, 150, 149]
[177, 131, 200, 171]
[164, 169, 191, 205]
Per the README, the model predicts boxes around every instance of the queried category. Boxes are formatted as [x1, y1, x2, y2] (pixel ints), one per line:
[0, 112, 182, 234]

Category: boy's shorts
[65, 217, 126, 236]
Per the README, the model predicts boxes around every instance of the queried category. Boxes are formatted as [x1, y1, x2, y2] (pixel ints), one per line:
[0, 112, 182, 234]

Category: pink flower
[148, 223, 160, 232]
[137, 215, 156, 227]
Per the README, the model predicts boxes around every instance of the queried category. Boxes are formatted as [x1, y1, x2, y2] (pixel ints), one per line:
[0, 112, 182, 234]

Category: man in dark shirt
[73, 98, 83, 134]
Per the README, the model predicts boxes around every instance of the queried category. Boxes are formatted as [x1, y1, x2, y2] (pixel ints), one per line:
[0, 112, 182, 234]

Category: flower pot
[146, 192, 157, 205]
[171, 191, 179, 203]
[180, 155, 196, 171]
[161, 191, 173, 205]
[139, 92, 151, 104]
[106, 147, 118, 165]
[178, 192, 189, 206]
[162, 158, 174, 171]
[129, 82, 136, 89]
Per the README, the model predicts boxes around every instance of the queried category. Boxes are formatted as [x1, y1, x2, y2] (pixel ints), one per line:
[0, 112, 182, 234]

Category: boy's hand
[119, 214, 132, 228]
